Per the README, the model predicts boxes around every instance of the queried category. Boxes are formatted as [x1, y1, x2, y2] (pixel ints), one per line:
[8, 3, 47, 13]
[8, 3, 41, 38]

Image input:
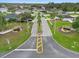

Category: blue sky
[0, 0, 79, 3]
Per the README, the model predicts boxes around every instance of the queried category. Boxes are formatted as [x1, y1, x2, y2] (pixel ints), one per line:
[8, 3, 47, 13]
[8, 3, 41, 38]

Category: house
[60, 11, 68, 16]
[23, 18, 32, 22]
[65, 12, 75, 14]
[25, 9, 31, 13]
[15, 9, 31, 15]
[62, 16, 75, 23]
[16, 17, 32, 22]
[65, 11, 79, 14]
[54, 16, 60, 20]
[15, 9, 25, 15]
[0, 7, 8, 12]
[32, 7, 37, 11]
[39, 6, 46, 12]
[19, 5, 24, 9]
[5, 14, 18, 21]
[58, 10, 64, 15]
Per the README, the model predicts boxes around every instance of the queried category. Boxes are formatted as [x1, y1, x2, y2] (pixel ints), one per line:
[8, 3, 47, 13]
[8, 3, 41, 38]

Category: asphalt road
[41, 17, 52, 36]
[4, 35, 79, 58]
[3, 37, 36, 58]
[1, 14, 38, 58]
[2, 14, 79, 58]
[0, 53, 6, 57]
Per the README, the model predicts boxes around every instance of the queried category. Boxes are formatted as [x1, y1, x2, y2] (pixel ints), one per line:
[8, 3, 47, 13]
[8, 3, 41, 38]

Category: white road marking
[15, 49, 37, 51]
[1, 37, 32, 58]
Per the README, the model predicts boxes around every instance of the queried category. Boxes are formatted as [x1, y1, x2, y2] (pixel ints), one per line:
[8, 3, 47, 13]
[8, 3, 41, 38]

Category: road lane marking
[1, 36, 35, 58]
[15, 49, 37, 51]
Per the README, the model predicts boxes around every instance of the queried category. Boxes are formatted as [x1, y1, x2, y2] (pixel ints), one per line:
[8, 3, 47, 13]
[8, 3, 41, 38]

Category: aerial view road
[1, 12, 79, 58]
[0, 1, 79, 58]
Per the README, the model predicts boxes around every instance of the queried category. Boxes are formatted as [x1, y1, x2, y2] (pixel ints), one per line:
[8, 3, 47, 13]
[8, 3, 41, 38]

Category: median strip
[36, 12, 43, 54]
[36, 33, 43, 54]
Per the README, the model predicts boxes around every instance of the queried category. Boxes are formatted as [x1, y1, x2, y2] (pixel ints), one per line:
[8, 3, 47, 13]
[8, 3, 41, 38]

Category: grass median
[37, 13, 42, 33]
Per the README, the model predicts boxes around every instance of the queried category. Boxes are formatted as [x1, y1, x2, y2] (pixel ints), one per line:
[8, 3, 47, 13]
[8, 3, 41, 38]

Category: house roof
[63, 15, 74, 18]
[0, 7, 8, 11]
[5, 14, 17, 19]
[54, 16, 60, 19]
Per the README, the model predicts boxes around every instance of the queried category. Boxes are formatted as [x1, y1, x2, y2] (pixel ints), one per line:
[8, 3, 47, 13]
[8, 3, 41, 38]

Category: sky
[0, 0, 79, 3]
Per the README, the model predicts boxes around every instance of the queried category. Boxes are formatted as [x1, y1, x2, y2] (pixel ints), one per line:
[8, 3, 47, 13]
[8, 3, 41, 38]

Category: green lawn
[0, 22, 33, 52]
[48, 20, 79, 52]
[37, 19, 42, 33]
[37, 13, 42, 33]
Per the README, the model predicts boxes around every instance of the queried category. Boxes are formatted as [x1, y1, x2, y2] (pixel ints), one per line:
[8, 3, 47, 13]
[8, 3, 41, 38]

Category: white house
[0, 7, 8, 12]
[15, 9, 31, 15]
[15, 9, 25, 15]
[63, 16, 75, 23]
[41, 6, 45, 10]
[65, 11, 79, 14]
[54, 16, 60, 20]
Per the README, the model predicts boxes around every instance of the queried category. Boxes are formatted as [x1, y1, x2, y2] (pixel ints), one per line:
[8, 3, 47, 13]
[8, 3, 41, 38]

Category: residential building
[0, 7, 8, 12]
[62, 16, 75, 23]
[5, 14, 18, 21]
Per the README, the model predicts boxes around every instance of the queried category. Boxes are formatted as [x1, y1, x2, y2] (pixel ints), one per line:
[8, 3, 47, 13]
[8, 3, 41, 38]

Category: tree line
[0, 3, 79, 11]
[45, 2, 79, 11]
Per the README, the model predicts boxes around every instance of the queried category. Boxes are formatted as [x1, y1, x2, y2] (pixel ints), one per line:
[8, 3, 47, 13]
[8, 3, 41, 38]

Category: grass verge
[48, 20, 79, 52]
[0, 22, 33, 52]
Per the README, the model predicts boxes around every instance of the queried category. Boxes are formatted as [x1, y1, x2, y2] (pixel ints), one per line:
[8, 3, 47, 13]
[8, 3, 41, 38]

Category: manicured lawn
[0, 22, 33, 52]
[48, 20, 79, 52]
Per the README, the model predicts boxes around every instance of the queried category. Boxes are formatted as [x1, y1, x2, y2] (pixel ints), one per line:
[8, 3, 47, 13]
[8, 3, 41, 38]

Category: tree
[72, 17, 79, 32]
[0, 13, 7, 31]
[18, 12, 33, 21]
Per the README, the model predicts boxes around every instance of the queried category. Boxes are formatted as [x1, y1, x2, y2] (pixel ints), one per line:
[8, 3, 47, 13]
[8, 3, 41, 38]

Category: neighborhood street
[0, 1, 79, 58]
[1, 13, 79, 58]
[1, 14, 38, 58]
